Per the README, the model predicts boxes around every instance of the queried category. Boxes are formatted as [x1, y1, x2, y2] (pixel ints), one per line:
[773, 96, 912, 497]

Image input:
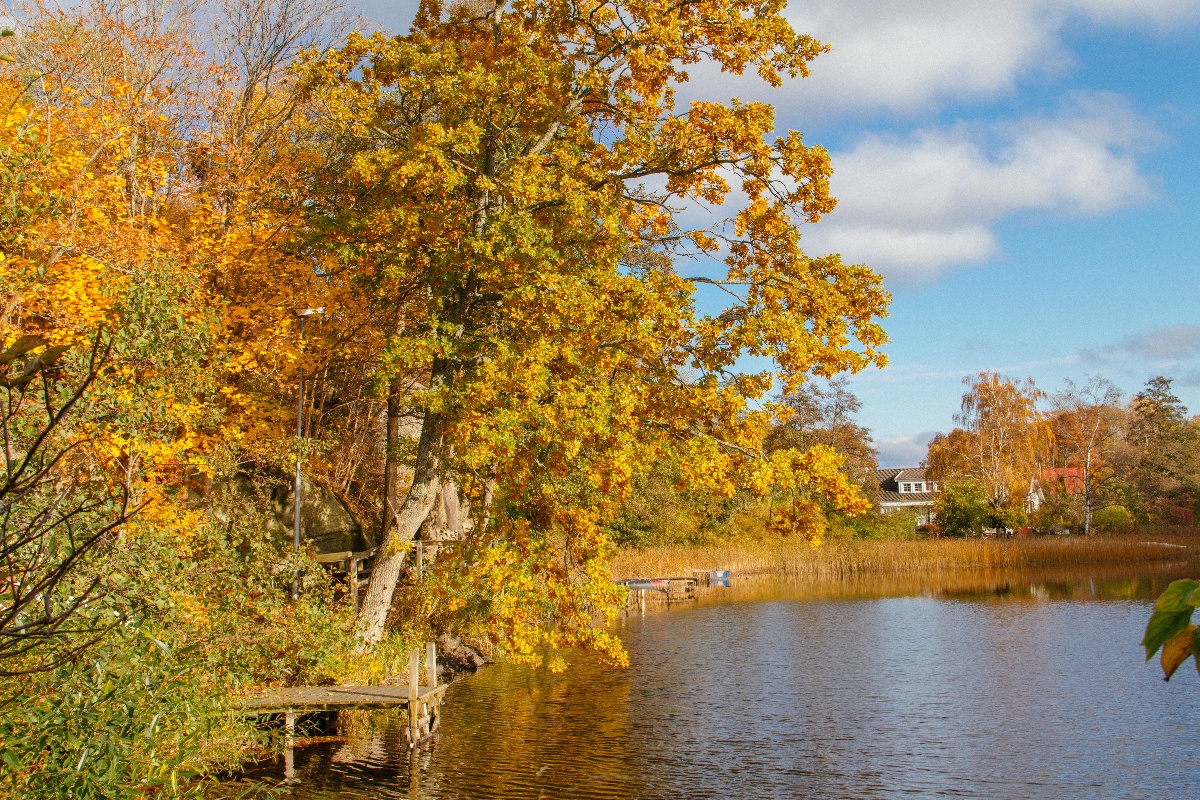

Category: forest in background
[925, 373, 1200, 537]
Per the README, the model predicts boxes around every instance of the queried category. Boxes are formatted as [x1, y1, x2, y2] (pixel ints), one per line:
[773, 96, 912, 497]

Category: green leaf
[1143, 608, 1194, 660]
[1153, 579, 1199, 613]
[1193, 627, 1200, 678]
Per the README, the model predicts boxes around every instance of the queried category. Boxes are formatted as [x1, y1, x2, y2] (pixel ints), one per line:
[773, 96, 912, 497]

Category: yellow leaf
[1162, 624, 1196, 680]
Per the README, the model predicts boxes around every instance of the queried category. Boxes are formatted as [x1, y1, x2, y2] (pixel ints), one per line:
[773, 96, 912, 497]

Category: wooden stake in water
[407, 649, 420, 746]
[284, 709, 296, 782]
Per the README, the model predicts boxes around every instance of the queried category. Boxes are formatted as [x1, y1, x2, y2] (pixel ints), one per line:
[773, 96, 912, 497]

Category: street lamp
[292, 307, 324, 600]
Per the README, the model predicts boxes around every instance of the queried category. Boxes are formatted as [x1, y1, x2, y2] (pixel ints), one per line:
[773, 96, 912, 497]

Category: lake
[230, 563, 1200, 799]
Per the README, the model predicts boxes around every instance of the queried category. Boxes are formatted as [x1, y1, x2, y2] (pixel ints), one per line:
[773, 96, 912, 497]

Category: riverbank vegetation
[610, 531, 1200, 582]
[0, 0, 891, 793]
[609, 370, 1200, 550]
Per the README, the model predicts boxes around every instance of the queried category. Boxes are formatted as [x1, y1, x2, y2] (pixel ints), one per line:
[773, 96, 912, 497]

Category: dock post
[407, 649, 420, 746]
[416, 541, 424, 580]
[639, 589, 645, 614]
[349, 555, 359, 613]
[284, 709, 296, 782]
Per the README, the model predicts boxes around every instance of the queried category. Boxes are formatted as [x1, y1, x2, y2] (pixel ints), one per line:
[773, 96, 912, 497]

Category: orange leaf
[1161, 624, 1197, 681]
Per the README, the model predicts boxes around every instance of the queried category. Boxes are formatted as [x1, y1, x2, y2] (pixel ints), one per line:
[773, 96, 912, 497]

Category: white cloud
[774, 0, 1200, 115]
[802, 93, 1158, 281]
[876, 431, 939, 468]
[783, 2, 1062, 114]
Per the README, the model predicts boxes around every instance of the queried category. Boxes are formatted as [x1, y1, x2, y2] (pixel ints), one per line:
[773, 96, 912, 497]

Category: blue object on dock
[711, 570, 731, 588]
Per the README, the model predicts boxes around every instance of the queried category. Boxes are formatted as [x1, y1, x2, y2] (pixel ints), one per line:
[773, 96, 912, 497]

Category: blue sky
[354, 0, 1200, 467]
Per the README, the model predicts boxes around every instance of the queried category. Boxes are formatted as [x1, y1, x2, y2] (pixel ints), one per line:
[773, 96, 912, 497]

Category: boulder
[271, 476, 369, 554]
[436, 632, 492, 678]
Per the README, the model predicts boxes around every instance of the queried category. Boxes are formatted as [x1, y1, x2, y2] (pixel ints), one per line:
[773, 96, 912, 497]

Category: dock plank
[240, 683, 448, 712]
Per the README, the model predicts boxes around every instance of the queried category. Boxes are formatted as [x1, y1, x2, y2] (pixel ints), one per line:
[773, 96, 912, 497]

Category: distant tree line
[926, 373, 1200, 536]
[612, 371, 1200, 544]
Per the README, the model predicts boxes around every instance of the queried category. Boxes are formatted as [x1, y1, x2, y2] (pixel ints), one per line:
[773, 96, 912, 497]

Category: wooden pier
[617, 571, 731, 611]
[240, 644, 447, 779]
[617, 577, 697, 610]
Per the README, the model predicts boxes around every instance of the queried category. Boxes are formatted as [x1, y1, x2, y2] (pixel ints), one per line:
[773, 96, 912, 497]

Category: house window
[902, 483, 912, 493]
[914, 482, 923, 492]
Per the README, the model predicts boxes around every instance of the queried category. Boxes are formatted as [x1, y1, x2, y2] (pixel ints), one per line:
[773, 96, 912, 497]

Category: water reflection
[228, 562, 1200, 799]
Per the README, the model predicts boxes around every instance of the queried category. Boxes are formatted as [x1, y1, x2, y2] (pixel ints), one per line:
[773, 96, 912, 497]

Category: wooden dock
[616, 577, 697, 610]
[239, 644, 448, 779]
[241, 682, 448, 713]
[617, 571, 731, 610]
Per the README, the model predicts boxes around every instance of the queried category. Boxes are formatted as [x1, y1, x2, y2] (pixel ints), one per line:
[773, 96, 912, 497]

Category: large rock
[436, 632, 492, 678]
[271, 476, 369, 554]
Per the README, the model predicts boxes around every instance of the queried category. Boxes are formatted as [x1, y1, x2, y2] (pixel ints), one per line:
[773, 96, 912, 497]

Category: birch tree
[1050, 376, 1122, 535]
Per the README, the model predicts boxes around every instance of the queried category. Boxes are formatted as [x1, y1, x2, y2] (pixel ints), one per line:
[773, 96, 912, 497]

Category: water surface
[232, 563, 1200, 799]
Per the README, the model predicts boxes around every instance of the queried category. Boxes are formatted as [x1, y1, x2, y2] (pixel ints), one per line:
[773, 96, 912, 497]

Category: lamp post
[292, 307, 324, 601]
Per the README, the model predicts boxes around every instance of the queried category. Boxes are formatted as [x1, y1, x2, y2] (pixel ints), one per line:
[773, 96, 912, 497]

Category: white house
[875, 468, 940, 524]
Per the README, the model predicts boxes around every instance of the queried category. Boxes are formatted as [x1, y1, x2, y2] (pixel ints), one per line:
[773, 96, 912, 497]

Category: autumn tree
[768, 377, 877, 488]
[1049, 376, 1123, 535]
[0, 5, 383, 791]
[298, 0, 890, 652]
[926, 373, 1051, 517]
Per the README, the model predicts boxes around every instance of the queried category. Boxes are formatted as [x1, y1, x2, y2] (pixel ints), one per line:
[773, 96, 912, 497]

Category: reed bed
[608, 533, 1200, 583]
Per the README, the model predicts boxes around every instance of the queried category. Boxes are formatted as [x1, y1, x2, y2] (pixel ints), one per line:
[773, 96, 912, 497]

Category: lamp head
[296, 307, 325, 318]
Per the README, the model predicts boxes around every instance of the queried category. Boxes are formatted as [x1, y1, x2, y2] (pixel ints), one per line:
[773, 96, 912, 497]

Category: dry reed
[608, 533, 1200, 582]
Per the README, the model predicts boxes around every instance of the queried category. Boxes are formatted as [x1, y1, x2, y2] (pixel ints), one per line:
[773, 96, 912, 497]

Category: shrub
[0, 495, 358, 798]
[848, 509, 920, 540]
[1093, 505, 1136, 533]
[935, 481, 990, 536]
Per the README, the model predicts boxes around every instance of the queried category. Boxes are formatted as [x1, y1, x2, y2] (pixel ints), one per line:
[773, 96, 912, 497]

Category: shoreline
[608, 531, 1200, 584]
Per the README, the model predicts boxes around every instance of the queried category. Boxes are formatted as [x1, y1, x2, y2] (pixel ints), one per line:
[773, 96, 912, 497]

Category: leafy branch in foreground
[0, 335, 132, 675]
[1142, 578, 1200, 681]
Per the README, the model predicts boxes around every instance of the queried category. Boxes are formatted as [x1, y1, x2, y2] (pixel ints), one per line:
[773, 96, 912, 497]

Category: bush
[1093, 505, 1136, 533]
[0, 493, 358, 798]
[935, 482, 990, 536]
[988, 505, 1027, 532]
[0, 626, 258, 798]
[846, 509, 920, 539]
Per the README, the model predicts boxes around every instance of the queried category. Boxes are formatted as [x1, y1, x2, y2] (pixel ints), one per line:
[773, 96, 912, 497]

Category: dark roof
[877, 490, 937, 505]
[874, 468, 938, 506]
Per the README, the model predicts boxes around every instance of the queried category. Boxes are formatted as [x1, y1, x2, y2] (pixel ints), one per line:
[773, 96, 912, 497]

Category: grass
[608, 531, 1200, 583]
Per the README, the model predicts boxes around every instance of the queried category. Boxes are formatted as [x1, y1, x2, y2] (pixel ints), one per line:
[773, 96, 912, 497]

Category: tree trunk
[379, 374, 406, 545]
[441, 481, 461, 536]
[355, 408, 445, 647]
[1083, 449, 1093, 536]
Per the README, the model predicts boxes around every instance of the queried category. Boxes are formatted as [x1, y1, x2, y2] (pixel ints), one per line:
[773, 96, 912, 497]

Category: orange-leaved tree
[1049, 376, 1123, 535]
[298, 0, 890, 658]
[927, 373, 1052, 516]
